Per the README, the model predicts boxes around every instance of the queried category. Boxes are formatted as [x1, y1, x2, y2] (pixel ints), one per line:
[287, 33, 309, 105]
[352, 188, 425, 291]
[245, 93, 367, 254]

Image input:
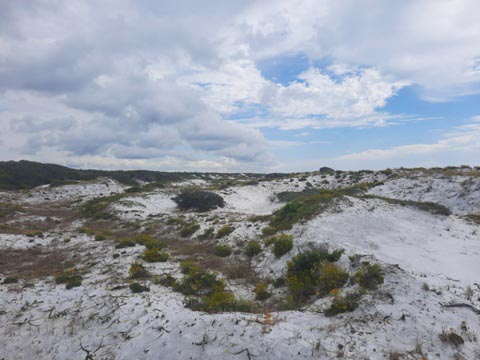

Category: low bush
[325, 292, 360, 316]
[354, 263, 384, 290]
[216, 224, 235, 238]
[135, 234, 163, 249]
[143, 248, 169, 262]
[130, 282, 150, 293]
[286, 248, 346, 301]
[254, 282, 271, 301]
[176, 272, 257, 313]
[439, 330, 464, 347]
[213, 244, 232, 257]
[55, 269, 83, 289]
[179, 222, 200, 238]
[129, 262, 148, 279]
[273, 277, 285, 288]
[173, 269, 223, 296]
[180, 260, 200, 275]
[198, 227, 215, 240]
[316, 262, 349, 293]
[173, 189, 225, 212]
[3, 277, 18, 284]
[245, 241, 262, 257]
[94, 234, 106, 241]
[115, 240, 136, 249]
[272, 234, 293, 258]
[157, 275, 176, 287]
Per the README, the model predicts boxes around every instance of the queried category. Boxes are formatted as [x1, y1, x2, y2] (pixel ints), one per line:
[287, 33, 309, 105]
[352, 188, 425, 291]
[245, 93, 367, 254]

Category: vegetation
[129, 262, 148, 279]
[135, 233, 163, 249]
[179, 222, 200, 238]
[0, 203, 23, 218]
[143, 248, 169, 262]
[325, 292, 361, 316]
[2, 277, 18, 284]
[197, 227, 215, 240]
[364, 195, 451, 216]
[115, 240, 136, 249]
[265, 187, 367, 234]
[55, 269, 83, 289]
[354, 263, 384, 290]
[316, 262, 349, 293]
[130, 282, 150, 293]
[439, 329, 464, 347]
[271, 234, 294, 258]
[173, 189, 225, 212]
[81, 193, 125, 220]
[172, 268, 256, 313]
[213, 244, 232, 257]
[179, 260, 200, 275]
[215, 224, 235, 238]
[245, 241, 262, 257]
[285, 248, 345, 301]
[254, 282, 271, 301]
[0, 160, 190, 190]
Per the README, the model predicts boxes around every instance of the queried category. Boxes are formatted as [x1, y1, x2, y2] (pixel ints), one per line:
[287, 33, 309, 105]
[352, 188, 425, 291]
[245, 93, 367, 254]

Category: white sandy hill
[296, 196, 480, 285]
[112, 191, 177, 220]
[369, 173, 480, 215]
[11, 178, 125, 205]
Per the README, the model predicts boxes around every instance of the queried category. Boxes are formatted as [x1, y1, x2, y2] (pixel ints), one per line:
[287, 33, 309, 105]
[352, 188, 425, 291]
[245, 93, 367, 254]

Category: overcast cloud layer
[1, 0, 479, 171]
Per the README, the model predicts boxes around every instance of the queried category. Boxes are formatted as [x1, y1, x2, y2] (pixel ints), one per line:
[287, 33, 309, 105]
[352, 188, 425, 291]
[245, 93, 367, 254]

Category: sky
[0, 0, 479, 172]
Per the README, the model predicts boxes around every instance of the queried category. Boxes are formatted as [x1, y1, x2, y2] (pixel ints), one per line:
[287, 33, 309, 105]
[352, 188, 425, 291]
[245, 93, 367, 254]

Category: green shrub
[180, 260, 200, 275]
[245, 241, 262, 257]
[216, 224, 235, 238]
[272, 234, 293, 258]
[198, 285, 236, 313]
[254, 282, 271, 301]
[173, 269, 223, 296]
[325, 293, 360, 316]
[115, 240, 136, 249]
[439, 330, 464, 347]
[78, 227, 95, 235]
[198, 227, 215, 240]
[173, 189, 225, 212]
[129, 262, 148, 279]
[213, 244, 232, 257]
[3, 277, 18, 284]
[261, 226, 277, 237]
[55, 269, 83, 289]
[66, 278, 82, 289]
[287, 249, 344, 276]
[286, 273, 316, 300]
[316, 262, 349, 293]
[158, 275, 177, 287]
[273, 277, 285, 288]
[135, 234, 163, 249]
[180, 222, 200, 238]
[130, 282, 150, 293]
[286, 248, 346, 301]
[94, 234, 106, 241]
[354, 263, 384, 290]
[143, 248, 169, 262]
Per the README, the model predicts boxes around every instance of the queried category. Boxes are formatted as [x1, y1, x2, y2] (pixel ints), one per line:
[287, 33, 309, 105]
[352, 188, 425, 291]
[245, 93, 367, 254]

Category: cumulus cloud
[1, 0, 479, 170]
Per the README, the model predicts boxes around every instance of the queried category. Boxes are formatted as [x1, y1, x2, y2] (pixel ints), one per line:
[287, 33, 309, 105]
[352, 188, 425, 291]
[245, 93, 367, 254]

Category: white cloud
[326, 119, 480, 169]
[233, 0, 480, 100]
[1, 1, 480, 170]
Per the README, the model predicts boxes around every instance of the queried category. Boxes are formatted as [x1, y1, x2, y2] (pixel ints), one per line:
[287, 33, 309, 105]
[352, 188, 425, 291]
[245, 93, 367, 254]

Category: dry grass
[0, 247, 71, 280]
